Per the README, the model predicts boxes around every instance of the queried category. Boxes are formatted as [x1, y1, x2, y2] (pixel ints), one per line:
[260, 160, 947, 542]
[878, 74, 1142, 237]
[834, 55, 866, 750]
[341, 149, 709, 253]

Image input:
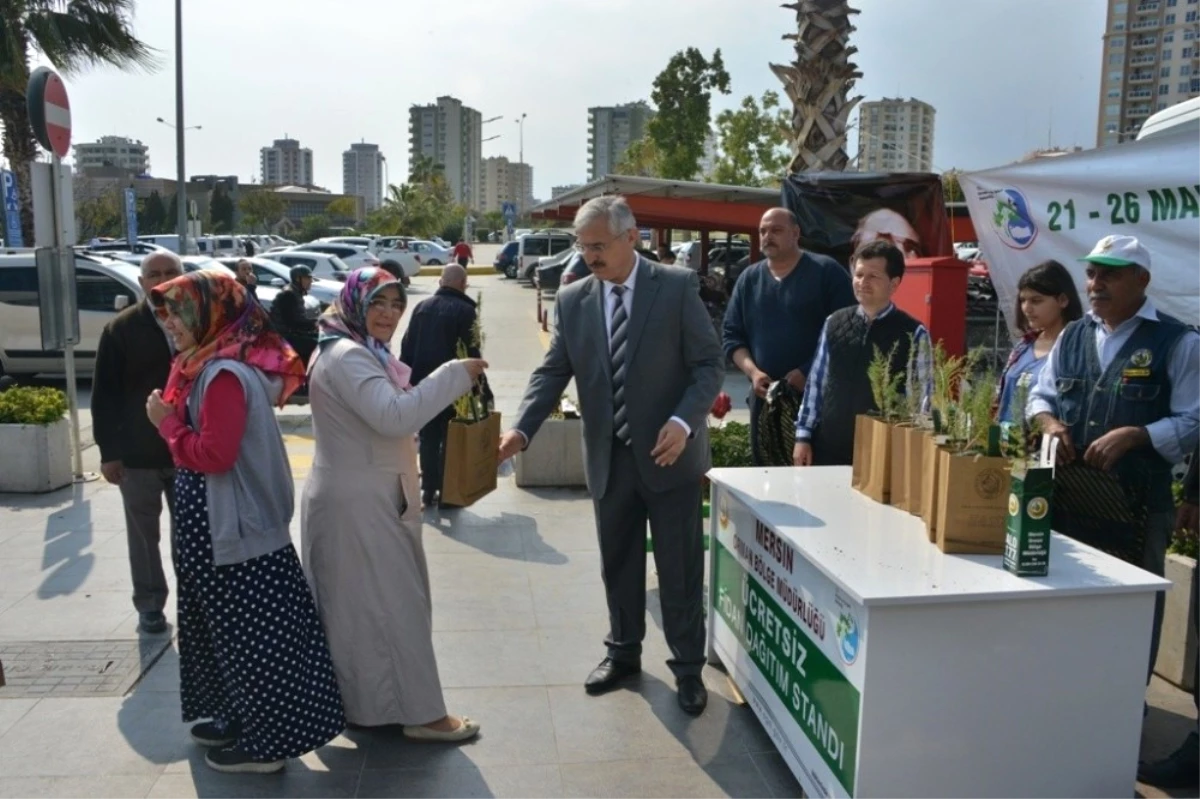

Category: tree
[711, 91, 792, 187]
[615, 136, 663, 178]
[0, 1, 156, 245]
[140, 190, 167, 235]
[298, 214, 329, 243]
[325, 196, 358, 223]
[208, 184, 235, 233]
[409, 155, 445, 185]
[76, 192, 121, 242]
[770, 0, 863, 172]
[941, 170, 964, 203]
[238, 190, 287, 232]
[646, 48, 731, 180]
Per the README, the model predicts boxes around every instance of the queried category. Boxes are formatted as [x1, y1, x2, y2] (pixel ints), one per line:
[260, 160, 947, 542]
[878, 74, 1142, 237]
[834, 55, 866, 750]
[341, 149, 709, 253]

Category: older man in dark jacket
[400, 264, 480, 505]
[92, 251, 184, 635]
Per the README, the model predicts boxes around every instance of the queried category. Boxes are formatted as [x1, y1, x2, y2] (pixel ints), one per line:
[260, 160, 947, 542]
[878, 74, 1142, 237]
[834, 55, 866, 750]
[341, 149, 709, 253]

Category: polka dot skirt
[174, 467, 346, 761]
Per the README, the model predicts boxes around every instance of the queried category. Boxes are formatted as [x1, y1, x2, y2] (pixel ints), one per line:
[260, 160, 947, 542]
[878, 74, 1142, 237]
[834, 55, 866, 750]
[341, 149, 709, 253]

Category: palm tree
[0, 1, 156, 242]
[769, 0, 862, 173]
[408, 154, 445, 184]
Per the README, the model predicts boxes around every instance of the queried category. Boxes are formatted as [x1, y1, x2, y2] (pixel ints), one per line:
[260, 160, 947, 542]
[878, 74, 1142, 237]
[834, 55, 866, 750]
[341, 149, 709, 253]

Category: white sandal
[402, 716, 480, 742]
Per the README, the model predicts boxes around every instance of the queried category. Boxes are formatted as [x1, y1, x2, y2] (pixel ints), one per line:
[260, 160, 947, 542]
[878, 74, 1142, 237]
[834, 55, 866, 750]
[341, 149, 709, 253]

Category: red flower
[710, 392, 732, 420]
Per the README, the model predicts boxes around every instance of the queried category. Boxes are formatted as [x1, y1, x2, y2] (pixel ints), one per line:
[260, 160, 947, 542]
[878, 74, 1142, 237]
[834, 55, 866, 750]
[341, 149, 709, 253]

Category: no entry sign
[27, 67, 71, 158]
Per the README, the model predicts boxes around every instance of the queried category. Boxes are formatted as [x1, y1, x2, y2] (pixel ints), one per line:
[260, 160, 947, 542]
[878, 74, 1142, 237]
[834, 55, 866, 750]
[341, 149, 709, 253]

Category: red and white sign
[26, 67, 71, 159]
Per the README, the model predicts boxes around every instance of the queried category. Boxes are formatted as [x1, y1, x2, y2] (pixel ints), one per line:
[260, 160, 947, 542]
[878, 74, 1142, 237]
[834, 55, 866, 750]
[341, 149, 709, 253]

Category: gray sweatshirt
[186, 359, 294, 566]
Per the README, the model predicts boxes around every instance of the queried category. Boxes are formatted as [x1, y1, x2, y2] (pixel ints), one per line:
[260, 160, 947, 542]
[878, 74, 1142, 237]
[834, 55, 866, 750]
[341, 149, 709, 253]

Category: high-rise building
[855, 98, 936, 172]
[342, 141, 384, 212]
[587, 101, 656, 180]
[74, 136, 150, 175]
[260, 137, 313, 187]
[479, 156, 534, 214]
[551, 184, 582, 198]
[408, 96, 483, 208]
[1095, 0, 1200, 146]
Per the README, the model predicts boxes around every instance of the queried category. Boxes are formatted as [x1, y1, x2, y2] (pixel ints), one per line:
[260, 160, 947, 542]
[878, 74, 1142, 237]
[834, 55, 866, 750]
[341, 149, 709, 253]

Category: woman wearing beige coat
[301, 268, 486, 740]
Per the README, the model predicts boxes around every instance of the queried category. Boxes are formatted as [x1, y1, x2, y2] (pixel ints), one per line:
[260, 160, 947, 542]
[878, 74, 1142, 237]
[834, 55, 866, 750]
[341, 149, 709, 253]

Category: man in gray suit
[498, 196, 724, 715]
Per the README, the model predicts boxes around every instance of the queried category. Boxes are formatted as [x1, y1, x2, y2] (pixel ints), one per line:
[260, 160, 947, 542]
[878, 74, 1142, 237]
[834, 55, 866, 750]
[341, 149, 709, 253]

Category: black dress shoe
[138, 611, 167, 634]
[676, 675, 708, 715]
[584, 657, 641, 695]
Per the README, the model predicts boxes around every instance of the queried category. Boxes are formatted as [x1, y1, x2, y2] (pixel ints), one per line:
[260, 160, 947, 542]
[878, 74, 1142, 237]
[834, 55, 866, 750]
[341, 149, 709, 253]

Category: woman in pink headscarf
[299, 267, 487, 740]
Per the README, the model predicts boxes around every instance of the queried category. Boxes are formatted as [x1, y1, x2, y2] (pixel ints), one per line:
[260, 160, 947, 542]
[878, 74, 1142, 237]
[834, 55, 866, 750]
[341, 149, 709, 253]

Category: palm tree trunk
[770, 0, 863, 173]
[0, 35, 38, 246]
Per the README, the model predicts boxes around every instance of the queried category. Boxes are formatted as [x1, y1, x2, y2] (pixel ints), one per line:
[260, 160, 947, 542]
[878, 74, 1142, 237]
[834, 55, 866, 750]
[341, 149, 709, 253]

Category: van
[0, 252, 145, 378]
[1136, 97, 1200, 141]
[514, 232, 574, 280]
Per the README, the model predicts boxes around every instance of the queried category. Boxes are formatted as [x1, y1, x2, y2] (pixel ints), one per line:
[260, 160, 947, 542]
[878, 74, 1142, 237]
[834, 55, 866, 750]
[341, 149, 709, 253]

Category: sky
[52, 0, 1106, 201]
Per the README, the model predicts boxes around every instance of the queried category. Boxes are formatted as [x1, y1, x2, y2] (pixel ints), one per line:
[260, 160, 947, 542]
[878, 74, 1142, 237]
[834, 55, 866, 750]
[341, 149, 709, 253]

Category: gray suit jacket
[514, 257, 724, 498]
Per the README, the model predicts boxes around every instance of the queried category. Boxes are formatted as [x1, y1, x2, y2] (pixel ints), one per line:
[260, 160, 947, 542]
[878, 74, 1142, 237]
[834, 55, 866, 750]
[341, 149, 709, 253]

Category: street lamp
[515, 112, 527, 217]
[155, 117, 201, 132]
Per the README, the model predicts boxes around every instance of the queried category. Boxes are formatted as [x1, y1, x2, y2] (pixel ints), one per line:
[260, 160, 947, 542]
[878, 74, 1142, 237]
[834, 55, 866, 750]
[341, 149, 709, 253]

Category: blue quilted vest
[1054, 310, 1188, 513]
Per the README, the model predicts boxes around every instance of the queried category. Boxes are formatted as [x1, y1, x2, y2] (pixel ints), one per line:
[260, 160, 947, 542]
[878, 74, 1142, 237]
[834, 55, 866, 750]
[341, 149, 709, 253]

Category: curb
[417, 265, 497, 277]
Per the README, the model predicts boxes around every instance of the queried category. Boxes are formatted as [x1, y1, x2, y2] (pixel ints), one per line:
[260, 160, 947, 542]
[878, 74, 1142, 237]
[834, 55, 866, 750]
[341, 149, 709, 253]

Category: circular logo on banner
[1027, 497, 1049, 520]
[836, 613, 860, 666]
[990, 189, 1038, 250]
[975, 468, 1006, 499]
[1008, 493, 1019, 516]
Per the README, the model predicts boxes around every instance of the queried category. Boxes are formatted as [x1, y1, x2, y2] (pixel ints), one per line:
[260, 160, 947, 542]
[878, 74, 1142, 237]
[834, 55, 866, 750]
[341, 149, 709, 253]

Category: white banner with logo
[961, 129, 1200, 334]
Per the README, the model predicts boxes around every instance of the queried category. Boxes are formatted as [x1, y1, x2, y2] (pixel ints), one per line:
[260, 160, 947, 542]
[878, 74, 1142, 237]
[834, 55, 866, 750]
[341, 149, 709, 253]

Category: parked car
[536, 247, 660, 292]
[370, 237, 421, 278]
[532, 248, 577, 290]
[289, 242, 380, 271]
[408, 240, 451, 266]
[0, 252, 144, 377]
[260, 250, 353, 283]
[216, 256, 339, 309]
[181, 258, 319, 319]
[494, 240, 519, 275]
[515, 231, 574, 280]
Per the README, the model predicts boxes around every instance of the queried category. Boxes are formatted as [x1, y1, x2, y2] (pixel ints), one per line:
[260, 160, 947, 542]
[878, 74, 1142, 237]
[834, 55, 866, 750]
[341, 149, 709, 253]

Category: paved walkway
[0, 275, 1194, 798]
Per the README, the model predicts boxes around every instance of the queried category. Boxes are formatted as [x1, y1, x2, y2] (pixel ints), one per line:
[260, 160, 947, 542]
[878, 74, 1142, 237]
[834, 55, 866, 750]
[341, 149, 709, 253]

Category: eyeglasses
[574, 234, 621, 255]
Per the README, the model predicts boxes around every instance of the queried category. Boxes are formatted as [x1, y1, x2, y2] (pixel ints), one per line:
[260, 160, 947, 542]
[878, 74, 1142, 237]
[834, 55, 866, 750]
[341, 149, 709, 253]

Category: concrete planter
[1154, 552, 1197, 692]
[0, 418, 71, 493]
[516, 418, 587, 488]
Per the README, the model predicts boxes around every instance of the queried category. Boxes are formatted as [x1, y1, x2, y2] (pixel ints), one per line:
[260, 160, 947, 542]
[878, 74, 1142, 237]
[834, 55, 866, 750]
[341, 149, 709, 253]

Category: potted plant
[853, 341, 905, 503]
[1155, 480, 1198, 691]
[441, 293, 502, 507]
[889, 333, 929, 512]
[514, 393, 587, 488]
[0, 385, 71, 493]
[933, 351, 1009, 554]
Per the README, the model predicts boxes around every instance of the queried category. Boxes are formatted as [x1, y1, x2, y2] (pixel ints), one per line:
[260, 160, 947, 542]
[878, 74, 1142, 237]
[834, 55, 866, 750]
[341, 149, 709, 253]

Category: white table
[705, 466, 1169, 798]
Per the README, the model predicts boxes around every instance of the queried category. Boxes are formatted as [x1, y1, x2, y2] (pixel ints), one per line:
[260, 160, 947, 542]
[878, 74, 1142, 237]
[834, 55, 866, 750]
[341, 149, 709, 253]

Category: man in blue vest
[1029, 234, 1199, 683]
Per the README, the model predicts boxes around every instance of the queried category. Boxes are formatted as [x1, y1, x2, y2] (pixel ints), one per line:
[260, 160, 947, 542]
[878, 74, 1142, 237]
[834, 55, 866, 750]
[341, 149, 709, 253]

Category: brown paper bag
[889, 424, 911, 511]
[441, 411, 502, 507]
[850, 414, 869, 489]
[921, 433, 942, 542]
[904, 427, 926, 517]
[858, 416, 893, 503]
[935, 448, 1010, 554]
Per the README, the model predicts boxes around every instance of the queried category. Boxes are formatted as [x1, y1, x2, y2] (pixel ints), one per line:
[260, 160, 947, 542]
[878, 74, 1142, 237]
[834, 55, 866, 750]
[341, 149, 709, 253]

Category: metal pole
[174, 0, 188, 256]
[49, 155, 84, 479]
[517, 113, 526, 219]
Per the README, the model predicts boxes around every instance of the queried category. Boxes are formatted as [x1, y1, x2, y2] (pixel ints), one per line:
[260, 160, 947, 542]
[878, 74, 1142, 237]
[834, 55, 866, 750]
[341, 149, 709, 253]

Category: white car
[260, 250, 353, 283]
[217, 256, 339, 309]
[408, 240, 451, 266]
[288, 242, 380, 271]
[181, 258, 318, 318]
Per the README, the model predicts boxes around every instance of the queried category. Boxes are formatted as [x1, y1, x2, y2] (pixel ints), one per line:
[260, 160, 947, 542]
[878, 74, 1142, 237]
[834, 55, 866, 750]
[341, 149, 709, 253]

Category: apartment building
[855, 98, 936, 172]
[260, 137, 314, 187]
[587, 101, 656, 180]
[408, 96, 483, 207]
[342, 141, 384, 212]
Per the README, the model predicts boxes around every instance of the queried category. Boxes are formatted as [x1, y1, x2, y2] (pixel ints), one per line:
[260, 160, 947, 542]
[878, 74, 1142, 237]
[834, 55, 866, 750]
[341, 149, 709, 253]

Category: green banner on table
[714, 539, 861, 794]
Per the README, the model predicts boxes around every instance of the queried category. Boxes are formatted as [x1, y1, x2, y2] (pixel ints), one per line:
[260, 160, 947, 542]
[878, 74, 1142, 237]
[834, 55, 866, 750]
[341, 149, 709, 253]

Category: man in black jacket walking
[400, 264, 479, 505]
[91, 251, 183, 635]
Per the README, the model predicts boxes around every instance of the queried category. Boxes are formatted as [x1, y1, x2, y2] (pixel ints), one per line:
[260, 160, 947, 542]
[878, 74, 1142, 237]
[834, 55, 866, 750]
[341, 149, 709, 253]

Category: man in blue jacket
[401, 264, 481, 505]
[723, 207, 855, 464]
